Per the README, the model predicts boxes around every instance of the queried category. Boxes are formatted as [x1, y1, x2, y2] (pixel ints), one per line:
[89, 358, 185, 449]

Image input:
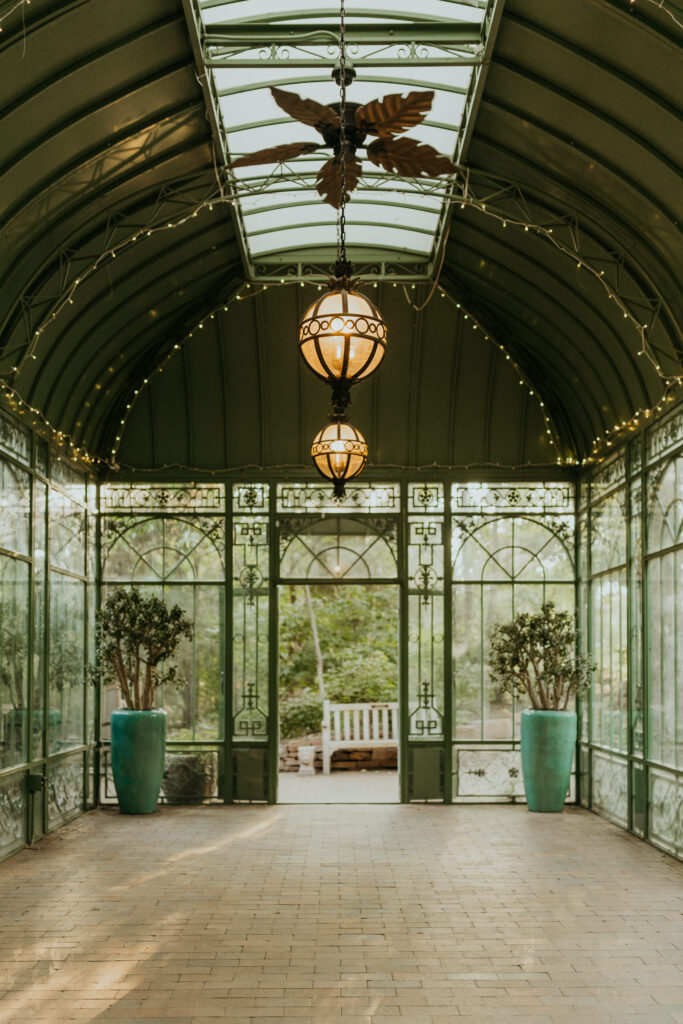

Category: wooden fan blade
[356, 91, 434, 137]
[230, 142, 320, 169]
[315, 152, 362, 209]
[270, 87, 340, 133]
[366, 137, 457, 177]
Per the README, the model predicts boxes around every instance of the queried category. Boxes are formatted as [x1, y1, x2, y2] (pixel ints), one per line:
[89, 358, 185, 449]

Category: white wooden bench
[321, 700, 399, 774]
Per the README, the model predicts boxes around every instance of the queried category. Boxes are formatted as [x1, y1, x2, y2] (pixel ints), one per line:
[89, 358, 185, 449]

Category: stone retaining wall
[280, 735, 398, 772]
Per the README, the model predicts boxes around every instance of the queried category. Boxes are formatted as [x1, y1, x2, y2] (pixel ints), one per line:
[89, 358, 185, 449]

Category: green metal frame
[181, 0, 504, 284]
[0, 411, 97, 863]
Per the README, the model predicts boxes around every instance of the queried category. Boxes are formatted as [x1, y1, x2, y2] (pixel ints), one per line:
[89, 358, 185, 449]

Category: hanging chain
[337, 0, 347, 266]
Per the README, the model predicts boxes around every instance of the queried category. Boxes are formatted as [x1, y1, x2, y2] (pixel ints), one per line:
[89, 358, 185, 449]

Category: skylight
[188, 0, 497, 281]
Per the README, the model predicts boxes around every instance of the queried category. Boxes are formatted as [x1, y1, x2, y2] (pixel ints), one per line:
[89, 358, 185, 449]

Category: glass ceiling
[192, 0, 493, 280]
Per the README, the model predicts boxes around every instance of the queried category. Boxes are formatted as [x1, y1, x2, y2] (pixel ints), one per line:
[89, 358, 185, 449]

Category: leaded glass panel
[0, 457, 30, 556]
[646, 405, 683, 466]
[647, 552, 683, 769]
[452, 482, 574, 514]
[233, 515, 269, 740]
[407, 515, 444, 739]
[47, 752, 83, 828]
[277, 482, 399, 514]
[279, 516, 397, 580]
[50, 459, 86, 505]
[0, 412, 30, 465]
[0, 553, 30, 769]
[47, 575, 85, 754]
[590, 571, 628, 753]
[101, 515, 225, 582]
[0, 773, 26, 856]
[591, 750, 628, 827]
[49, 489, 85, 574]
[452, 511, 574, 745]
[590, 490, 627, 574]
[33, 481, 47, 760]
[591, 451, 626, 502]
[629, 480, 644, 757]
[101, 483, 225, 513]
[649, 767, 683, 858]
[647, 455, 683, 555]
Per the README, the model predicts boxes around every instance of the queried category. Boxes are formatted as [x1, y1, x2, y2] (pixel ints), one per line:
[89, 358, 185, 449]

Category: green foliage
[279, 585, 397, 695]
[326, 649, 397, 703]
[280, 691, 324, 739]
[95, 586, 194, 710]
[489, 601, 591, 710]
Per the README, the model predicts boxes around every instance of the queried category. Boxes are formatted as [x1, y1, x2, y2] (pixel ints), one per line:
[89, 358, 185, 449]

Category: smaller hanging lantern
[311, 416, 368, 498]
[299, 284, 387, 385]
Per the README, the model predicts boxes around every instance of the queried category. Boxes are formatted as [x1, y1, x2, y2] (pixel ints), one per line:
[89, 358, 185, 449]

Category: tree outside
[278, 584, 398, 739]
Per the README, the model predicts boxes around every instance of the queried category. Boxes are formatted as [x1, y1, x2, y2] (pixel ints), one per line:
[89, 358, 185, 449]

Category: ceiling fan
[229, 86, 458, 207]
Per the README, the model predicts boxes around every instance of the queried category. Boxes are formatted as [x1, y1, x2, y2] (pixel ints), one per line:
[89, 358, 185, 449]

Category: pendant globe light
[299, 0, 387, 417]
[311, 417, 368, 499]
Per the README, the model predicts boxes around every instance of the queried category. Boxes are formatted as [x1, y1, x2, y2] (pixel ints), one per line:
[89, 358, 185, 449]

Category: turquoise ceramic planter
[521, 709, 576, 812]
[111, 708, 166, 814]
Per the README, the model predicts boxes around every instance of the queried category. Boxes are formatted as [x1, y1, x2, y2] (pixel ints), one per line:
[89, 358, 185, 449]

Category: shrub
[325, 649, 397, 704]
[489, 602, 592, 710]
[280, 691, 323, 738]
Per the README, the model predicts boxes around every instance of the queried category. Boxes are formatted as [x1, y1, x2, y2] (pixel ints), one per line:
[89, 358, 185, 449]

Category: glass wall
[99, 484, 226, 804]
[579, 404, 683, 859]
[2, 398, 682, 861]
[0, 411, 96, 861]
[451, 483, 575, 801]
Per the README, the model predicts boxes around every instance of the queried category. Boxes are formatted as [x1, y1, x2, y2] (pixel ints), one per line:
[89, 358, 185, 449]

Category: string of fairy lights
[1, 173, 681, 471]
[0, 110, 681, 472]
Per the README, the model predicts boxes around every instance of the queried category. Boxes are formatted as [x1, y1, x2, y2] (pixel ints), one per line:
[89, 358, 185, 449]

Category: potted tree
[490, 602, 591, 812]
[96, 587, 193, 814]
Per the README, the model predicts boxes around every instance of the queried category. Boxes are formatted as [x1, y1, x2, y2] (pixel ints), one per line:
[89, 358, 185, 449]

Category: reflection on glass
[49, 490, 86, 574]
[453, 511, 575, 743]
[0, 554, 30, 768]
[48, 574, 85, 754]
[0, 458, 31, 556]
[101, 516, 224, 582]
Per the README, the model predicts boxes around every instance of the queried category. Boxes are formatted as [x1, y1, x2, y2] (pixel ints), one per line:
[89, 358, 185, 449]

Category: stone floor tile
[0, 804, 681, 1024]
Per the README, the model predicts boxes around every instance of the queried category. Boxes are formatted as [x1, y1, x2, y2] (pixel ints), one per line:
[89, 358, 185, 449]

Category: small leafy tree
[96, 587, 193, 710]
[489, 602, 591, 710]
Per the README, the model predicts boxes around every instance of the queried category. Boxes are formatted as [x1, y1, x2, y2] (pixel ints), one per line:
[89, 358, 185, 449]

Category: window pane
[0, 553, 30, 768]
[48, 574, 85, 754]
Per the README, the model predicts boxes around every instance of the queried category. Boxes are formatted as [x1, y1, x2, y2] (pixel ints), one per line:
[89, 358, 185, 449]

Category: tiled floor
[278, 771, 399, 803]
[0, 804, 682, 1024]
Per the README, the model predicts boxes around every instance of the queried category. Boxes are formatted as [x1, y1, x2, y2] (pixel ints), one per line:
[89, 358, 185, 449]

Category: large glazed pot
[111, 708, 166, 814]
[521, 709, 576, 812]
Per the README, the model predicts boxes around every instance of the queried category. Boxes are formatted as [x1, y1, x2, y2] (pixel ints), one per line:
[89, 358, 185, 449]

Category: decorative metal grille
[407, 483, 444, 513]
[591, 451, 626, 501]
[591, 750, 628, 828]
[452, 508, 575, 747]
[101, 483, 225, 513]
[47, 754, 83, 828]
[0, 412, 30, 466]
[233, 483, 269, 513]
[0, 773, 25, 855]
[279, 516, 398, 580]
[649, 767, 683, 858]
[277, 482, 399, 514]
[647, 406, 683, 466]
[233, 514, 269, 739]
[452, 483, 574, 514]
[407, 514, 444, 739]
[101, 515, 225, 581]
[454, 748, 526, 799]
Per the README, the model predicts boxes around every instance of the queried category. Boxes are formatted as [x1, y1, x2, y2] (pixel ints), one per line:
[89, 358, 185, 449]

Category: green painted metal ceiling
[0, 0, 680, 472]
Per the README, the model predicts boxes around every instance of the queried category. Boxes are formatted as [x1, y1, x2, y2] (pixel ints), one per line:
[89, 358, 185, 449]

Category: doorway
[275, 509, 401, 803]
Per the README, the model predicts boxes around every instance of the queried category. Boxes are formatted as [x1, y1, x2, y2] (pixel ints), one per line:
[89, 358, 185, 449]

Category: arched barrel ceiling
[0, 0, 680, 472]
